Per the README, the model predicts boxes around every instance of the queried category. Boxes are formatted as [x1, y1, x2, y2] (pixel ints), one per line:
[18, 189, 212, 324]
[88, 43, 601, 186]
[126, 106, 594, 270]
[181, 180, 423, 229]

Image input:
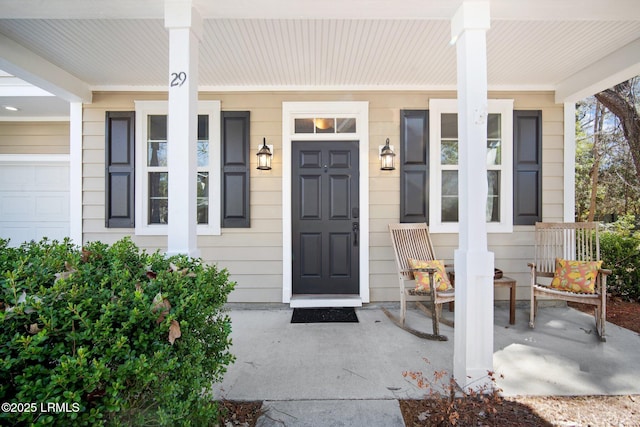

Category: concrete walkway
[212, 303, 640, 426]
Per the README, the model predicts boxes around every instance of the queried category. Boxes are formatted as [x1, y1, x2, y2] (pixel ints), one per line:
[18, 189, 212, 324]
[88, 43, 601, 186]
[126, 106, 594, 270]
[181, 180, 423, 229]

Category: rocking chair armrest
[403, 267, 437, 279]
[527, 262, 536, 269]
[597, 269, 611, 295]
[408, 267, 439, 278]
[412, 267, 437, 273]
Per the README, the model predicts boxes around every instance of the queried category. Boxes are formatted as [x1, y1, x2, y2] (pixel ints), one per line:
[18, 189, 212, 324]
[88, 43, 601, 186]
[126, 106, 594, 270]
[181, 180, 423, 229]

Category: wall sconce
[379, 138, 396, 170]
[257, 138, 273, 170]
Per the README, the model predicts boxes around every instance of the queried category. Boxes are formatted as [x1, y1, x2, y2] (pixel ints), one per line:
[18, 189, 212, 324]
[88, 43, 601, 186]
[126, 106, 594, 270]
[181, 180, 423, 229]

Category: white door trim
[282, 101, 370, 305]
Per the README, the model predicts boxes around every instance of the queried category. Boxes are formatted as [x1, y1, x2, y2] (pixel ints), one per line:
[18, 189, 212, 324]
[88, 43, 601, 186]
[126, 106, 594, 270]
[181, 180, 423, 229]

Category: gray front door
[292, 141, 359, 294]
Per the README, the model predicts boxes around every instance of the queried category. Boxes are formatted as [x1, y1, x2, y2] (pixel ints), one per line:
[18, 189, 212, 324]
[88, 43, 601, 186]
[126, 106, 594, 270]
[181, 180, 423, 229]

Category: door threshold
[289, 294, 362, 308]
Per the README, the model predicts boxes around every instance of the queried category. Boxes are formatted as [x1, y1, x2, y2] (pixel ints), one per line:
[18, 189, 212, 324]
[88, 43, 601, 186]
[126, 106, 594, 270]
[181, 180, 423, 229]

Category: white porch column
[451, 1, 495, 390]
[69, 102, 83, 245]
[164, 0, 201, 256]
[564, 102, 576, 222]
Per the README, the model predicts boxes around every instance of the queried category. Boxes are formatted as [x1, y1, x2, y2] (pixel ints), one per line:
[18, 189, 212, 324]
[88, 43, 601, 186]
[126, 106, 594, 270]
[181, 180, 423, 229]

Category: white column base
[454, 249, 494, 391]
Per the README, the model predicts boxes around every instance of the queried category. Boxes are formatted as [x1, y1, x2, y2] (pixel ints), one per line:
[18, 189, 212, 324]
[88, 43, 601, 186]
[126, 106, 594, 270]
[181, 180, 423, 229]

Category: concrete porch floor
[212, 303, 640, 426]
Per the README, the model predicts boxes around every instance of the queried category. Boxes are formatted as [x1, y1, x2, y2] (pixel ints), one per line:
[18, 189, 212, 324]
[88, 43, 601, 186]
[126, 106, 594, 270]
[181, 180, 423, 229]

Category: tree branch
[595, 86, 640, 181]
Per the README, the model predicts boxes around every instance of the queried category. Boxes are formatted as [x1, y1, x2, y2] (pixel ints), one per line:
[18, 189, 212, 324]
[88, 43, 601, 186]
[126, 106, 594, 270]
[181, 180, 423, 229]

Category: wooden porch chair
[529, 222, 611, 341]
[384, 223, 455, 341]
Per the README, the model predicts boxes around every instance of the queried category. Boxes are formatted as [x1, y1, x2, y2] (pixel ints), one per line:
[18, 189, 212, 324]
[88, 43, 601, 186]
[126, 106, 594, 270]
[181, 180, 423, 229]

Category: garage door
[0, 156, 70, 246]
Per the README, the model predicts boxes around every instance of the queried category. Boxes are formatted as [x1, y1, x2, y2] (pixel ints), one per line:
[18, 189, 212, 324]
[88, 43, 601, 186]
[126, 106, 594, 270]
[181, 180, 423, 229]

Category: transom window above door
[294, 117, 357, 134]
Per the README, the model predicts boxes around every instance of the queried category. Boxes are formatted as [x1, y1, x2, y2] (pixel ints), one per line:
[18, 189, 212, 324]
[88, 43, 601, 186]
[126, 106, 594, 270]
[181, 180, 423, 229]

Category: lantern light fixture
[380, 138, 396, 171]
[256, 137, 273, 170]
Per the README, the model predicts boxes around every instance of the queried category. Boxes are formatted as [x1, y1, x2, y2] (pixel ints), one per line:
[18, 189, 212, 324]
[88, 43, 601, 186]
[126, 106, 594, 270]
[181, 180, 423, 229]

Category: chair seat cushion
[550, 258, 602, 293]
[408, 258, 452, 292]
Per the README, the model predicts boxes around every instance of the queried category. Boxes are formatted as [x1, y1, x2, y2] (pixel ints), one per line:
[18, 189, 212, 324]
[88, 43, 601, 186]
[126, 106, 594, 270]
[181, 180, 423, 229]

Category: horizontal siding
[82, 90, 563, 303]
[0, 122, 69, 154]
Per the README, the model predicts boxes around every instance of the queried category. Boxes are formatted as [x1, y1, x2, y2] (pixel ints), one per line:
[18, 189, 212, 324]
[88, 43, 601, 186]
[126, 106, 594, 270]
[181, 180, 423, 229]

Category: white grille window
[135, 100, 221, 235]
[429, 99, 514, 233]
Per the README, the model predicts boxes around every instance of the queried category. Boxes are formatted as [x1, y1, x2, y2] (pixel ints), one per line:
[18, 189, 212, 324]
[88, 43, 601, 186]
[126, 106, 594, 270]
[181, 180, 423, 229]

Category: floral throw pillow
[550, 258, 603, 294]
[407, 258, 453, 292]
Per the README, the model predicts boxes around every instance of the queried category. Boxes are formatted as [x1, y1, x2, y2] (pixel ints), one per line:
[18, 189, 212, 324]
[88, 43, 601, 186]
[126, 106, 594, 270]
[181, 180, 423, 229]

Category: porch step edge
[289, 295, 362, 308]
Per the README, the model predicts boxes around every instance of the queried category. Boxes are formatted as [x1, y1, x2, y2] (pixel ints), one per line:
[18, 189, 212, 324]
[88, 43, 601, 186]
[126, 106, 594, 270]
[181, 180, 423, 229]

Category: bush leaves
[0, 237, 235, 426]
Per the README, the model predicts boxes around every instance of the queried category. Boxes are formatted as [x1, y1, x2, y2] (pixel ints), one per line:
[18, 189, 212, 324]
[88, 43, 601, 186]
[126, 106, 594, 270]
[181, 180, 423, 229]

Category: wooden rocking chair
[529, 222, 611, 341]
[383, 223, 455, 341]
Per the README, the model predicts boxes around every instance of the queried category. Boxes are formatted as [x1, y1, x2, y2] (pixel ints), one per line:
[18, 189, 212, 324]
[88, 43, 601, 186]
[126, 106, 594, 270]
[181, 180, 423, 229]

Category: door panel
[292, 141, 359, 294]
[330, 175, 350, 219]
[300, 233, 322, 278]
[329, 233, 351, 277]
[300, 176, 321, 219]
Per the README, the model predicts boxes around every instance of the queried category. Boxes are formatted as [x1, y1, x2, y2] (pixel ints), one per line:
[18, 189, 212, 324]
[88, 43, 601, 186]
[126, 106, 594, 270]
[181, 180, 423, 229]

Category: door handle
[352, 222, 359, 247]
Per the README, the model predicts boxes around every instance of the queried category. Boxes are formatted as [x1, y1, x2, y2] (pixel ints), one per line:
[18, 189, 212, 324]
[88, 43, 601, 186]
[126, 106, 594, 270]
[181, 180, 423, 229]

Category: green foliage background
[600, 216, 640, 302]
[0, 238, 235, 426]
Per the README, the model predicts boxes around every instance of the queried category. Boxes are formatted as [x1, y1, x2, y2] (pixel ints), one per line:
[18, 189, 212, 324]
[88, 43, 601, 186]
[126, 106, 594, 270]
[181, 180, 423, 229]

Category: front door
[292, 141, 359, 294]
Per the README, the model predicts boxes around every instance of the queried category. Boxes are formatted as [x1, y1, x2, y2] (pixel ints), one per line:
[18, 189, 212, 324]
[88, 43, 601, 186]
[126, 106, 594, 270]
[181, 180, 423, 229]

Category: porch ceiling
[0, 0, 639, 118]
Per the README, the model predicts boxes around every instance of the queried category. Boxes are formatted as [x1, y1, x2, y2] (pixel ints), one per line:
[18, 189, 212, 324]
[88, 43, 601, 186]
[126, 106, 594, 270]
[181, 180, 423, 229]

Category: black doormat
[291, 307, 359, 323]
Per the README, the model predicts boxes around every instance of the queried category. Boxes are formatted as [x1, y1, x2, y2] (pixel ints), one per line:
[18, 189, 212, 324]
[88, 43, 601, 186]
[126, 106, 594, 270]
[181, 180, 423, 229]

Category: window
[134, 100, 221, 235]
[428, 99, 514, 233]
[293, 117, 357, 135]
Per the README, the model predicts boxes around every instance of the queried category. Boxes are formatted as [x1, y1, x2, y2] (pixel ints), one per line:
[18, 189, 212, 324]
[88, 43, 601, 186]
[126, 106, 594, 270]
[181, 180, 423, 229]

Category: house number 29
[170, 72, 187, 87]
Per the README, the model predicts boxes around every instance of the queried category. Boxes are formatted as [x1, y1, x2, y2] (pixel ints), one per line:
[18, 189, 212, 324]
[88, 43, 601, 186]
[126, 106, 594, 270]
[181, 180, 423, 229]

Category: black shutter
[105, 111, 135, 228]
[221, 111, 250, 228]
[513, 110, 542, 225]
[400, 110, 429, 223]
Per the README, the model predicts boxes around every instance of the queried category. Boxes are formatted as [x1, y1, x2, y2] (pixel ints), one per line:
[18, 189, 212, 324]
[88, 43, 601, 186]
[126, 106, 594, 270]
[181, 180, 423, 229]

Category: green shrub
[0, 237, 235, 426]
[599, 218, 640, 301]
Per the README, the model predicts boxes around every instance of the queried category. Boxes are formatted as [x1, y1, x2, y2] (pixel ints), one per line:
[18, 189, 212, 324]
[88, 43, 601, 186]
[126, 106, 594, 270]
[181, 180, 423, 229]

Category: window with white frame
[293, 117, 357, 134]
[428, 99, 514, 233]
[134, 100, 221, 235]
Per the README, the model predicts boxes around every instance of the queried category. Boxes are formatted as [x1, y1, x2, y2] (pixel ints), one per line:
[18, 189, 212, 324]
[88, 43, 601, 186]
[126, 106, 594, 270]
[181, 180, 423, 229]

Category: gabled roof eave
[555, 38, 640, 103]
[0, 33, 92, 104]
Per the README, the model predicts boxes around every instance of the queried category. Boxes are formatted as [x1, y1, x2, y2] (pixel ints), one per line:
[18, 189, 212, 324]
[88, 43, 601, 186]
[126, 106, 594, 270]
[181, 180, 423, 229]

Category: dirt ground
[218, 298, 640, 426]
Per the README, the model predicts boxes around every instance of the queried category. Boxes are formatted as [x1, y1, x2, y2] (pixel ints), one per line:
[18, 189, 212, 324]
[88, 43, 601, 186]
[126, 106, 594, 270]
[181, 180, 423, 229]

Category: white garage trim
[0, 154, 69, 163]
